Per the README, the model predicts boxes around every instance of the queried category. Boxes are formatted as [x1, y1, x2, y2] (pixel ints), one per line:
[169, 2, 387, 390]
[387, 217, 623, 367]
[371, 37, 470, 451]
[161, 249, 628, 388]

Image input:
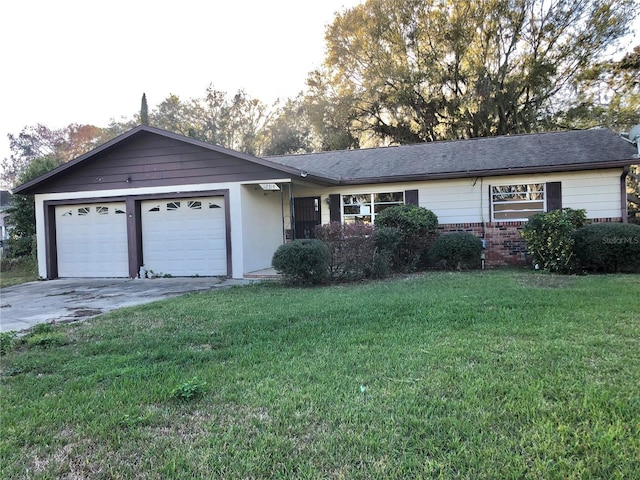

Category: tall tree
[140, 93, 149, 126]
[1, 124, 105, 187]
[262, 95, 315, 155]
[4, 156, 60, 257]
[313, 0, 636, 145]
[150, 85, 269, 154]
[559, 45, 640, 131]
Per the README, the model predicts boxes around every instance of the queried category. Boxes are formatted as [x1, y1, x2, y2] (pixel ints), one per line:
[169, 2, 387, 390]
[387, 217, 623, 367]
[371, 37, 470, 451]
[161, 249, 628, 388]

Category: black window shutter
[488, 185, 493, 221]
[405, 189, 419, 205]
[329, 194, 341, 222]
[546, 182, 562, 211]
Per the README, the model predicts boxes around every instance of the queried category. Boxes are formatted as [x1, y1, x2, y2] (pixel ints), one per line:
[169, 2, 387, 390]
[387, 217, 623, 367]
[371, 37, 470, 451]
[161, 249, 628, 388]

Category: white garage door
[141, 197, 227, 277]
[56, 203, 129, 277]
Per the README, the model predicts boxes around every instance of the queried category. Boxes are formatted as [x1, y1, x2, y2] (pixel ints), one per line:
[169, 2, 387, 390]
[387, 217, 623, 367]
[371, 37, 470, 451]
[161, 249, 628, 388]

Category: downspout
[280, 183, 286, 243]
[621, 166, 629, 224]
[289, 183, 296, 240]
[480, 177, 486, 269]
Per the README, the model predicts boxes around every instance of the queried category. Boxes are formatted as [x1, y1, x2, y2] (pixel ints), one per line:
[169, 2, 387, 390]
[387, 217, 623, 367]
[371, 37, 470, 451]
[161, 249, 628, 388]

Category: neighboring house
[12, 126, 637, 279]
[0, 190, 12, 247]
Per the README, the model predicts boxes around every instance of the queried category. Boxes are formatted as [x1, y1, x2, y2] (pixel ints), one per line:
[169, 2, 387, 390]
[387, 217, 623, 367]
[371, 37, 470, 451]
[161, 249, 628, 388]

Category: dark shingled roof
[268, 129, 637, 184]
[12, 127, 637, 194]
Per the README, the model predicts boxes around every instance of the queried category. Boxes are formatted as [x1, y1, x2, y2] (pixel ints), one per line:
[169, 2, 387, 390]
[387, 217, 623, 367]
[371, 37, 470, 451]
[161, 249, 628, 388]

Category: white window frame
[491, 183, 546, 221]
[342, 192, 404, 223]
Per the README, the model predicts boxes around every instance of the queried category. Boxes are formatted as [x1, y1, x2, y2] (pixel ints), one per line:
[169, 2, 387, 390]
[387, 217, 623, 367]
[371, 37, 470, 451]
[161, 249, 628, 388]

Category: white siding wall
[419, 178, 485, 224]
[296, 169, 623, 225]
[34, 179, 291, 280]
[240, 185, 285, 273]
[33, 169, 624, 278]
[484, 169, 623, 221]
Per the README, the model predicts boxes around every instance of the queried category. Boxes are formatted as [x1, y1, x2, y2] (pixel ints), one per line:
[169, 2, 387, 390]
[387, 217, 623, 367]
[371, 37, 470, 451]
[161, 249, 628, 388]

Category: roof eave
[332, 159, 636, 185]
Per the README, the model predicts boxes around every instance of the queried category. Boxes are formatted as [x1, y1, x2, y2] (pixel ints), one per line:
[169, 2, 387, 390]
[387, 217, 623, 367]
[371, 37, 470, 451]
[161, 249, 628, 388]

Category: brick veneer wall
[435, 218, 623, 267]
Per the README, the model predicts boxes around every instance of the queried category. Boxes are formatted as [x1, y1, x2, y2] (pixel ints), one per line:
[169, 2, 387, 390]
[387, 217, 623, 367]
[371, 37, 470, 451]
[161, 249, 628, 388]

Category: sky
[1, 1, 638, 168]
[0, 0, 362, 163]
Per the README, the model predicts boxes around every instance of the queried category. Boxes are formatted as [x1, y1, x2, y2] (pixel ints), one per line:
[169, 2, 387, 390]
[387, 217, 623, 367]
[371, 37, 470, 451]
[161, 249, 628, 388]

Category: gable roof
[13, 126, 335, 195]
[269, 128, 636, 184]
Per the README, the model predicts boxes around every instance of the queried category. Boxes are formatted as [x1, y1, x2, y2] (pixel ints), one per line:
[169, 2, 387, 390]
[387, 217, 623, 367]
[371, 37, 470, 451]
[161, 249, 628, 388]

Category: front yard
[1, 271, 638, 478]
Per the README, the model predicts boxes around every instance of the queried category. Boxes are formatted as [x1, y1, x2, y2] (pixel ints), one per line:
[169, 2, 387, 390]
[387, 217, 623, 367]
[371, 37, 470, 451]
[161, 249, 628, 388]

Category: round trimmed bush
[427, 232, 483, 270]
[572, 223, 640, 273]
[375, 205, 438, 271]
[520, 208, 587, 273]
[272, 239, 331, 285]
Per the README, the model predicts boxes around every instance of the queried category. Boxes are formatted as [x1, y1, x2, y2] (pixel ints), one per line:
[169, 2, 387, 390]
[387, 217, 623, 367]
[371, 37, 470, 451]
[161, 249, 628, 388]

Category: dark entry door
[294, 197, 321, 239]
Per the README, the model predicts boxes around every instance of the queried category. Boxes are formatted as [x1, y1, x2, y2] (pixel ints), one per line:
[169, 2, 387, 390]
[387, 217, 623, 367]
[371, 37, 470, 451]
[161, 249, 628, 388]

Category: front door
[294, 197, 321, 239]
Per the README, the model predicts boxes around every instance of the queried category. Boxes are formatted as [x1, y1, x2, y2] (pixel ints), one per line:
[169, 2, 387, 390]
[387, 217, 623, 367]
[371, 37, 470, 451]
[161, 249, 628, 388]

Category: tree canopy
[4, 156, 60, 256]
[2, 0, 638, 189]
[307, 0, 637, 145]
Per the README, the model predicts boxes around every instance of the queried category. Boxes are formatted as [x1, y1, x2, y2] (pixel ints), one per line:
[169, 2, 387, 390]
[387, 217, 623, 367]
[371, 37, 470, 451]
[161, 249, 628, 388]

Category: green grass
[0, 256, 39, 288]
[1, 271, 638, 479]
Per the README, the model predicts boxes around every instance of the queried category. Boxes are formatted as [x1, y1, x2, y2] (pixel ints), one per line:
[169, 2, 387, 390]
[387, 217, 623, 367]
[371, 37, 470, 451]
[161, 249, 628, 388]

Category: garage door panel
[55, 203, 129, 278]
[141, 197, 227, 277]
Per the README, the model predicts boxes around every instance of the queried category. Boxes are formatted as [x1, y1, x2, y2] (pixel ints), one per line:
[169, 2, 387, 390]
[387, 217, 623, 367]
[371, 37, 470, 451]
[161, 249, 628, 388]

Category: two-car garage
[53, 196, 228, 278]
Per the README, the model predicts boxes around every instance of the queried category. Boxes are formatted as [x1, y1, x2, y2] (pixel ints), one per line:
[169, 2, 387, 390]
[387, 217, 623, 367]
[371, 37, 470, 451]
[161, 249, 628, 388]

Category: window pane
[375, 203, 400, 214]
[344, 205, 362, 215]
[492, 183, 545, 221]
[342, 194, 371, 206]
[374, 192, 403, 203]
[344, 215, 372, 224]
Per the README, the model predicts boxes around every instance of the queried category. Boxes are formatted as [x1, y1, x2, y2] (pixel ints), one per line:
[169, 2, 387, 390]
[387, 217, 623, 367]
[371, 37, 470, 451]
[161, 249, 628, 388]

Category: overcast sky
[1, 1, 638, 166]
[0, 0, 361, 162]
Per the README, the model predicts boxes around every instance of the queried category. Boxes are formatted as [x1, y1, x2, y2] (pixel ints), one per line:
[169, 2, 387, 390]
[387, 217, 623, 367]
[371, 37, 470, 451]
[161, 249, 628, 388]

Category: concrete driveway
[0, 277, 253, 333]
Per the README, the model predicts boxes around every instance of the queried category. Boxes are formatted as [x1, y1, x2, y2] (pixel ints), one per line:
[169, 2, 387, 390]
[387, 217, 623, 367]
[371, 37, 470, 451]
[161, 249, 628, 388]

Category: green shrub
[372, 226, 403, 277]
[573, 223, 640, 273]
[31, 323, 55, 335]
[272, 239, 331, 285]
[0, 331, 17, 356]
[375, 205, 438, 271]
[314, 222, 378, 281]
[171, 377, 207, 401]
[520, 208, 587, 273]
[428, 232, 484, 269]
[26, 332, 67, 349]
[4, 235, 35, 258]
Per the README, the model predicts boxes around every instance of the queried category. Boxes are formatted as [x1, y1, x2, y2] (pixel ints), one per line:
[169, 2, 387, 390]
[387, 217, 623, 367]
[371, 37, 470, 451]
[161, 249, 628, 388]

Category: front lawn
[1, 271, 638, 479]
[0, 256, 39, 288]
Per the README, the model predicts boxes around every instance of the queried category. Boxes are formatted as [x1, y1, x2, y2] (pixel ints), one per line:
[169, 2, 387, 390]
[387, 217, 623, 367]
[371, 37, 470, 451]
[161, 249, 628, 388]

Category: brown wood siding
[44, 204, 58, 279]
[38, 132, 288, 193]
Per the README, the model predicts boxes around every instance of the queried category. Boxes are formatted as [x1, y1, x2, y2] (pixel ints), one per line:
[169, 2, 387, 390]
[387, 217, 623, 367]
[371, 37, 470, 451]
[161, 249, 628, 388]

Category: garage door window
[78, 207, 90, 216]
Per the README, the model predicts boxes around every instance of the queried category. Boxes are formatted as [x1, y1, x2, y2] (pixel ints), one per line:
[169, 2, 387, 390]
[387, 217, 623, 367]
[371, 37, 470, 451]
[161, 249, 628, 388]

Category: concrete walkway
[0, 277, 255, 333]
